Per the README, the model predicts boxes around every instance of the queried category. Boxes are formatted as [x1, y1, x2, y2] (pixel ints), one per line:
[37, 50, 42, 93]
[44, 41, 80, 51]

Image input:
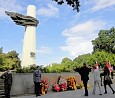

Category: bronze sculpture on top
[5, 11, 39, 26]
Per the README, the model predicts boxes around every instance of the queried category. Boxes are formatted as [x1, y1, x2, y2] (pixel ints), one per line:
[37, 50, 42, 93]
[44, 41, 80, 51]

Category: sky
[0, 0, 115, 66]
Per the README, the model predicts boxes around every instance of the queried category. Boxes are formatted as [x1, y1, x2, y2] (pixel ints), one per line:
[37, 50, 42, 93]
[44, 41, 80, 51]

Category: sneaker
[99, 94, 102, 95]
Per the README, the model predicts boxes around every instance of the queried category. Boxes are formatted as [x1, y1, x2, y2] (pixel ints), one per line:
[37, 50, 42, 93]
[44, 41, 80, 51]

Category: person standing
[92, 66, 102, 95]
[77, 63, 91, 96]
[33, 66, 41, 97]
[102, 66, 115, 94]
[0, 68, 12, 98]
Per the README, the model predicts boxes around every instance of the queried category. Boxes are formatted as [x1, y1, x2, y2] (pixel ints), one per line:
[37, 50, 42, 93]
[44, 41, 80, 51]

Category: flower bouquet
[87, 84, 90, 89]
[58, 77, 67, 91]
[67, 76, 77, 90]
[41, 79, 49, 95]
[76, 83, 83, 89]
[52, 83, 60, 92]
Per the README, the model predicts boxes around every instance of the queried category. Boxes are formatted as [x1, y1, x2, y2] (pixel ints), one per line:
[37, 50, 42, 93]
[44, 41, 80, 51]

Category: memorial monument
[5, 5, 39, 67]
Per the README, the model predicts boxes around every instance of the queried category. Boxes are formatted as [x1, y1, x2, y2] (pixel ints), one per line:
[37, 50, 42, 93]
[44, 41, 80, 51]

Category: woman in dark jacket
[103, 66, 115, 94]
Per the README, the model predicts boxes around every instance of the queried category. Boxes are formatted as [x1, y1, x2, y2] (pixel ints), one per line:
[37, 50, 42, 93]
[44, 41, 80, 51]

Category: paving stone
[11, 83, 115, 98]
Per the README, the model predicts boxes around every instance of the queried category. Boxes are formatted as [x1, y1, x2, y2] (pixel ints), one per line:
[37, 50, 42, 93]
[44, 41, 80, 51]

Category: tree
[5, 51, 21, 68]
[0, 50, 21, 71]
[61, 57, 74, 71]
[52, 0, 80, 12]
[73, 53, 91, 67]
[0, 47, 3, 54]
[92, 27, 115, 53]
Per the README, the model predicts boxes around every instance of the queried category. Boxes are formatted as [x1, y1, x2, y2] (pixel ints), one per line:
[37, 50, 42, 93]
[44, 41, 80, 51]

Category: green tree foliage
[73, 53, 92, 67]
[43, 27, 115, 73]
[92, 27, 115, 53]
[61, 57, 74, 71]
[44, 63, 65, 73]
[0, 47, 3, 54]
[52, 0, 80, 12]
[0, 50, 21, 71]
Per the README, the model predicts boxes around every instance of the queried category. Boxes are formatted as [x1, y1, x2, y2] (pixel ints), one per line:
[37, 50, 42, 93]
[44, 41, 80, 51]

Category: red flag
[95, 61, 99, 69]
[106, 60, 109, 67]
[109, 61, 113, 72]
[106, 60, 113, 72]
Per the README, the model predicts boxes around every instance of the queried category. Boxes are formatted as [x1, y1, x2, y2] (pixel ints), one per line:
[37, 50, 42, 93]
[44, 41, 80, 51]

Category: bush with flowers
[40, 79, 49, 95]
[67, 76, 77, 90]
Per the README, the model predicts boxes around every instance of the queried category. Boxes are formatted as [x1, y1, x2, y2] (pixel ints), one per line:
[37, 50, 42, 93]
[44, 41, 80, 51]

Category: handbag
[105, 76, 110, 80]
[105, 75, 113, 84]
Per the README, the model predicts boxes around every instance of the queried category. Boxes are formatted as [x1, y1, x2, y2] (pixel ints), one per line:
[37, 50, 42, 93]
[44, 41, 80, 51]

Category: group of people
[0, 64, 115, 98]
[77, 62, 115, 96]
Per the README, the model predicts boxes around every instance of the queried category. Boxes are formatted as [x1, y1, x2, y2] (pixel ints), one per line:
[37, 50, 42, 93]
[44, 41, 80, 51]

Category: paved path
[12, 84, 115, 98]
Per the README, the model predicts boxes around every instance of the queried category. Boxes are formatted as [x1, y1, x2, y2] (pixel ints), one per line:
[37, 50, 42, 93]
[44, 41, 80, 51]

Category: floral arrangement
[76, 83, 90, 89]
[52, 83, 60, 92]
[76, 83, 83, 89]
[58, 76, 67, 91]
[52, 76, 67, 92]
[41, 79, 49, 95]
[52, 76, 90, 92]
[67, 76, 77, 90]
[87, 84, 90, 89]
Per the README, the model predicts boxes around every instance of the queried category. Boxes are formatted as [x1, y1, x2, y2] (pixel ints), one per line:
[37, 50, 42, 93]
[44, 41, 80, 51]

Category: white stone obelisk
[21, 5, 36, 67]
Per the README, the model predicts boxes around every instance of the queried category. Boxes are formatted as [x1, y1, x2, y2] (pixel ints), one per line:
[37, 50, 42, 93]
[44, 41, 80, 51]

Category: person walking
[92, 66, 102, 95]
[33, 66, 41, 97]
[77, 63, 91, 96]
[0, 68, 12, 98]
[102, 66, 115, 94]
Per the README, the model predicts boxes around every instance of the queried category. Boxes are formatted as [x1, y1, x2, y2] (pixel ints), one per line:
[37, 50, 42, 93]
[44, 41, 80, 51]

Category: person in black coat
[33, 66, 41, 97]
[101, 66, 115, 94]
[0, 68, 12, 98]
[77, 63, 91, 96]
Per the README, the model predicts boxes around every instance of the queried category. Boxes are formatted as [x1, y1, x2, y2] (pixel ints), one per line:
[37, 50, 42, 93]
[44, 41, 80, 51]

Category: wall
[10, 72, 115, 96]
[10, 73, 81, 95]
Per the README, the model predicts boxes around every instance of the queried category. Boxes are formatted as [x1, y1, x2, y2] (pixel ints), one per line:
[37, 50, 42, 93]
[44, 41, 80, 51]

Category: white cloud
[92, 0, 115, 12]
[0, 0, 24, 18]
[61, 20, 105, 57]
[37, 46, 52, 54]
[37, 4, 59, 17]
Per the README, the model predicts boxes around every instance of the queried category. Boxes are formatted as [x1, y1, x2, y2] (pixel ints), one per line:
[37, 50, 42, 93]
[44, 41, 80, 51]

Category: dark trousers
[104, 84, 114, 93]
[83, 80, 88, 95]
[4, 84, 11, 98]
[34, 82, 41, 96]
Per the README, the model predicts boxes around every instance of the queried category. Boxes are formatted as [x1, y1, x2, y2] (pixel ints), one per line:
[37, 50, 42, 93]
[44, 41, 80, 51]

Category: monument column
[21, 5, 36, 67]
[5, 5, 39, 68]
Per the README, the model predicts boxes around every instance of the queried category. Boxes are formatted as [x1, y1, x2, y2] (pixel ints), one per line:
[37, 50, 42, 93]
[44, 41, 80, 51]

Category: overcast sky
[0, 0, 115, 66]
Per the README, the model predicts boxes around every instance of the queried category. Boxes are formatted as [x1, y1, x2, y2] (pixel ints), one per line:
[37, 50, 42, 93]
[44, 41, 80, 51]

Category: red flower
[52, 83, 60, 92]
